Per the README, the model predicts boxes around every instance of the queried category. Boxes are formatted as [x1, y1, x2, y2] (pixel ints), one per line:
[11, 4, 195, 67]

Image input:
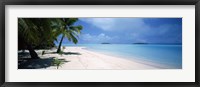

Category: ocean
[62, 44, 182, 69]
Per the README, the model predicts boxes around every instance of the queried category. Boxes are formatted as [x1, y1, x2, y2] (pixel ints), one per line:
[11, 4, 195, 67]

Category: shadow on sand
[46, 52, 81, 55]
[18, 51, 80, 69]
[62, 52, 81, 55]
[18, 52, 31, 58]
[18, 57, 70, 69]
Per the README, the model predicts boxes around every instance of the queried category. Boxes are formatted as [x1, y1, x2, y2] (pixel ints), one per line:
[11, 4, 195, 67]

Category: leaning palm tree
[18, 18, 61, 59]
[19, 18, 41, 59]
[56, 18, 83, 53]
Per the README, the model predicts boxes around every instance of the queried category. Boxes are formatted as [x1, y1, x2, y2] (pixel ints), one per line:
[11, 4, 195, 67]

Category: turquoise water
[62, 44, 182, 69]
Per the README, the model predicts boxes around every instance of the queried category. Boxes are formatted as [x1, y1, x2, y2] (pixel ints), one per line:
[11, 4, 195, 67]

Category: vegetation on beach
[18, 18, 57, 59]
[59, 50, 64, 56]
[56, 18, 82, 53]
[42, 50, 45, 56]
[52, 58, 65, 69]
[18, 18, 83, 59]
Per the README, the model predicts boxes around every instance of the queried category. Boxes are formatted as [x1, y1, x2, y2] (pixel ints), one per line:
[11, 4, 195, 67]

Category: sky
[55, 18, 182, 44]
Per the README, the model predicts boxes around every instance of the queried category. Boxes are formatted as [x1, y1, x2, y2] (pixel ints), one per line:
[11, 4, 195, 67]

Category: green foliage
[59, 50, 63, 56]
[42, 50, 45, 56]
[18, 18, 83, 55]
[56, 18, 83, 53]
[62, 46, 66, 50]
[52, 58, 65, 69]
[18, 18, 63, 50]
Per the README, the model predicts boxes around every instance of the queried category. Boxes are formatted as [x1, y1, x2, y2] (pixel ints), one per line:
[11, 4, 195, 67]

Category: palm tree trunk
[27, 44, 39, 59]
[19, 36, 39, 59]
[57, 35, 65, 53]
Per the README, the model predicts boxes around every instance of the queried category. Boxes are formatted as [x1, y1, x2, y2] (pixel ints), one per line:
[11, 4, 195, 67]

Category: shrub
[59, 50, 63, 56]
[52, 58, 64, 69]
[62, 46, 66, 50]
[42, 50, 45, 56]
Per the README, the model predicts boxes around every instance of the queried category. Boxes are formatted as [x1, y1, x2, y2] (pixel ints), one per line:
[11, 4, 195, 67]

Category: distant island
[132, 43, 148, 44]
[101, 43, 111, 44]
[132, 43, 182, 45]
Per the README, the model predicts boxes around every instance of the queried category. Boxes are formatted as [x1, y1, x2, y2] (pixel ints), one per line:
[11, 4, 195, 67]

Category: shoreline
[18, 46, 174, 69]
[80, 47, 173, 69]
[49, 46, 167, 69]
[83, 47, 172, 69]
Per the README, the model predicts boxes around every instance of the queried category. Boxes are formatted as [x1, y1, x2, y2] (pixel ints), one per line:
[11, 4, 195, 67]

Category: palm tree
[56, 18, 83, 53]
[18, 18, 61, 59]
[18, 18, 82, 58]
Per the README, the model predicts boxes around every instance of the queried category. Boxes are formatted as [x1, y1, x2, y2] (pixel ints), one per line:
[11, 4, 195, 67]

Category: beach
[18, 18, 182, 70]
[22, 46, 169, 70]
[18, 46, 175, 69]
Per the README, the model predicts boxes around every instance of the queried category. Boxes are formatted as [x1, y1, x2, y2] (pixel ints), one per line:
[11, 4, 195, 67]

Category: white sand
[40, 47, 168, 69]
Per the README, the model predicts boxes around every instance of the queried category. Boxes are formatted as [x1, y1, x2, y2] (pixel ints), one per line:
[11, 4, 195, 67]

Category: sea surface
[62, 44, 182, 69]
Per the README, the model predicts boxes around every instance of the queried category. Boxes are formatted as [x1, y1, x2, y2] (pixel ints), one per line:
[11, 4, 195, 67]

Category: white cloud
[80, 18, 150, 31]
[81, 33, 115, 43]
[79, 18, 182, 43]
[97, 33, 112, 41]
[80, 18, 114, 31]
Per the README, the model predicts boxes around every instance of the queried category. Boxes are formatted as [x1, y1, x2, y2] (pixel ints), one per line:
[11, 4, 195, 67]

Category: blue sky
[55, 18, 182, 44]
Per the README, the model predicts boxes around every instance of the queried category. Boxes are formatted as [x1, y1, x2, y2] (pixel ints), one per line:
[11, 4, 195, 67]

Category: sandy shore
[18, 47, 171, 69]
[36, 47, 167, 70]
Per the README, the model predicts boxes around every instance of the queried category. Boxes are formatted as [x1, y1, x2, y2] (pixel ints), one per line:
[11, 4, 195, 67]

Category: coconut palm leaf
[18, 18, 63, 59]
[56, 18, 83, 53]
